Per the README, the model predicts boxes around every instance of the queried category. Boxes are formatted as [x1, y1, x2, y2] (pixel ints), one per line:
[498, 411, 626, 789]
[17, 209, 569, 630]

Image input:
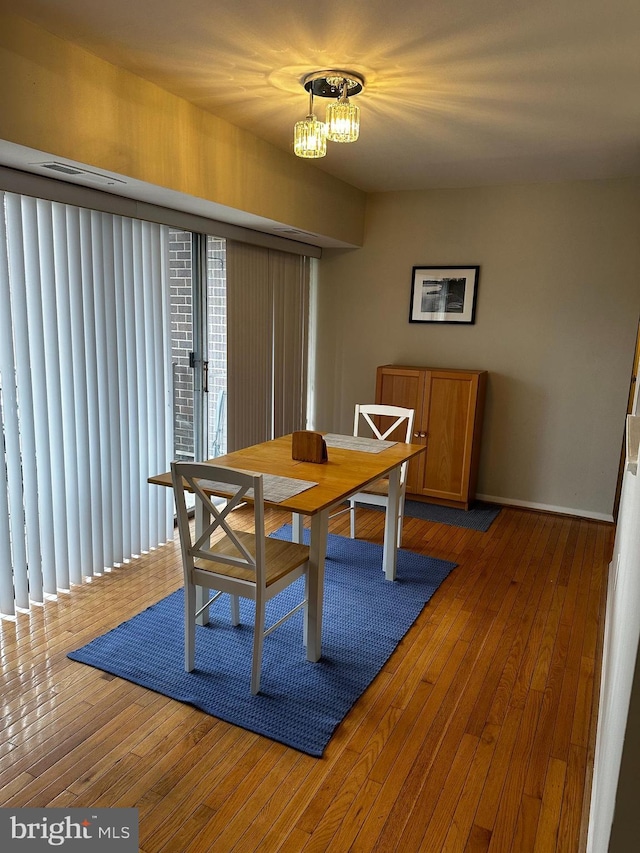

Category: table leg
[383, 466, 401, 581]
[306, 509, 328, 662]
[291, 512, 305, 544]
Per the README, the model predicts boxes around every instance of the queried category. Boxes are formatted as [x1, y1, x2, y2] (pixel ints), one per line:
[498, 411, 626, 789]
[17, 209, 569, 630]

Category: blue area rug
[67, 527, 456, 757]
[359, 499, 501, 531]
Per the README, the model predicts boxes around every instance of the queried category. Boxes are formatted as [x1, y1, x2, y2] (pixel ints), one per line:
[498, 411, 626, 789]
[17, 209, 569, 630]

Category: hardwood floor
[0, 505, 613, 852]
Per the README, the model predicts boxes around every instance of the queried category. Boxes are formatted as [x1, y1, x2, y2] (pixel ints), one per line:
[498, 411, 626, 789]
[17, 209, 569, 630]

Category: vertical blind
[0, 192, 174, 617]
[226, 241, 309, 451]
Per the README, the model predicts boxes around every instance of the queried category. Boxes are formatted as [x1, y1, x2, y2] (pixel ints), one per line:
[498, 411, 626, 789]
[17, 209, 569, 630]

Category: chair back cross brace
[358, 408, 412, 442]
[184, 471, 261, 574]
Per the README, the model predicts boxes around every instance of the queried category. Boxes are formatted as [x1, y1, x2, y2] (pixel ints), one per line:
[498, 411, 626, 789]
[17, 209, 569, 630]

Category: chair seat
[195, 530, 309, 585]
[357, 477, 390, 497]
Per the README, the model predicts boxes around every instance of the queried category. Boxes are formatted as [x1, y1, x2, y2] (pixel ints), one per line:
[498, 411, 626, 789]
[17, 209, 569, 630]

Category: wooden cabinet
[375, 365, 487, 509]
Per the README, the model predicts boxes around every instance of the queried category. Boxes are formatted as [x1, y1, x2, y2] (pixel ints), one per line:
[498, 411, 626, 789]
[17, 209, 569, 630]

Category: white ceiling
[7, 0, 640, 194]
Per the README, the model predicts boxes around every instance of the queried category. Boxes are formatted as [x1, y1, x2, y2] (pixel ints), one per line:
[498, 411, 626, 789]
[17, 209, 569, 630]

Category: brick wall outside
[170, 231, 193, 462]
[169, 231, 227, 462]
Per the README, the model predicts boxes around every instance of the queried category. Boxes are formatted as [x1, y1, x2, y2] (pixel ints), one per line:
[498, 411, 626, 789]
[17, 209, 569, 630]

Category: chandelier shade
[293, 114, 327, 158]
[326, 99, 360, 143]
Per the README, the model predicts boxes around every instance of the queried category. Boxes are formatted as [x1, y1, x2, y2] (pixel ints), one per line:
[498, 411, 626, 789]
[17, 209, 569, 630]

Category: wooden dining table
[149, 433, 426, 662]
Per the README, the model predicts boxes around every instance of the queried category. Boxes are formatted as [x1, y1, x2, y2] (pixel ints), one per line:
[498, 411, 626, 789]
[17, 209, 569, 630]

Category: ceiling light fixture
[293, 70, 365, 158]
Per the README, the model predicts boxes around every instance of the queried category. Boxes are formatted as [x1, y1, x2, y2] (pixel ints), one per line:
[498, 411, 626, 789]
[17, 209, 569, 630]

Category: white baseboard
[476, 493, 614, 524]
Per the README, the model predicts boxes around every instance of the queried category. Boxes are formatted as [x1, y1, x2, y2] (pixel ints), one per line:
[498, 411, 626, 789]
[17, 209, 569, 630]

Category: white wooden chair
[171, 461, 310, 695]
[345, 404, 415, 547]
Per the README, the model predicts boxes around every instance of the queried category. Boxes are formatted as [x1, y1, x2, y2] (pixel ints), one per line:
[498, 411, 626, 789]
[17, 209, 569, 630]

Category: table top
[149, 433, 426, 516]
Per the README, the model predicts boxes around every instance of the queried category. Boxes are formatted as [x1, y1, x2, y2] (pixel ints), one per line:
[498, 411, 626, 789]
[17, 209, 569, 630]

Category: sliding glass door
[1, 197, 309, 619]
[169, 230, 227, 466]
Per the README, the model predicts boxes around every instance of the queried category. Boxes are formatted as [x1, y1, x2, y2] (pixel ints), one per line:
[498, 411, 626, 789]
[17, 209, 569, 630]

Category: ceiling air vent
[34, 162, 126, 185]
[39, 162, 85, 176]
[273, 227, 313, 238]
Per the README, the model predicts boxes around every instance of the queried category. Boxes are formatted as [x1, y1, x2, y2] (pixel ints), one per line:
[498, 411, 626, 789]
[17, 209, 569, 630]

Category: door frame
[613, 317, 640, 519]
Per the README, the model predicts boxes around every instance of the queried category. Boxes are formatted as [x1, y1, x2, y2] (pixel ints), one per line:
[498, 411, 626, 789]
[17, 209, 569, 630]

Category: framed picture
[409, 265, 479, 324]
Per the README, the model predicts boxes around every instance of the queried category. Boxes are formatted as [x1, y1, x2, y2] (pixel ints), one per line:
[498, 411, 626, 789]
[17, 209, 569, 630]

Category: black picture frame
[409, 265, 479, 324]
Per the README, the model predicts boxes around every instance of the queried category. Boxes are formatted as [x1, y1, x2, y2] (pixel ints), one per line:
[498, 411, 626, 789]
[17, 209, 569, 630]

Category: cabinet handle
[414, 432, 420, 438]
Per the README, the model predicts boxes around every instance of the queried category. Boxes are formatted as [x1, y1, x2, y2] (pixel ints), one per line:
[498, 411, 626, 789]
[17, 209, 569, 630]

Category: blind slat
[53, 202, 81, 586]
[113, 218, 130, 560]
[84, 210, 105, 574]
[11, 200, 44, 604]
[67, 206, 94, 577]
[23, 198, 57, 597]
[39, 201, 70, 591]
[133, 222, 150, 553]
[123, 220, 141, 555]
[0, 198, 29, 612]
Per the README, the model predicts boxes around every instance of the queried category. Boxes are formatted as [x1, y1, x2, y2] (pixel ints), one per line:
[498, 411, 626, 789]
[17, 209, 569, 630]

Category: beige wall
[0, 13, 365, 246]
[314, 179, 640, 519]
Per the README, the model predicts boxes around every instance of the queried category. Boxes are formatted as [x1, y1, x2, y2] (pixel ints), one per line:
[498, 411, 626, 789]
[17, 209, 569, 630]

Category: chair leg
[184, 581, 197, 672]
[302, 572, 309, 648]
[251, 602, 265, 695]
[349, 500, 356, 539]
[230, 594, 240, 626]
[397, 495, 407, 547]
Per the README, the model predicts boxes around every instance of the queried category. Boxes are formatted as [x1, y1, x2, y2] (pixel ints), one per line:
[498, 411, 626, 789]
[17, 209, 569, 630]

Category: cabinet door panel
[375, 367, 424, 426]
[375, 366, 425, 493]
[423, 373, 478, 502]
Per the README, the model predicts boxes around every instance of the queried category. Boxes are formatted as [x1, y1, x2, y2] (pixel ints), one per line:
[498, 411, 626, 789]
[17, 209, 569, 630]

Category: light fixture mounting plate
[302, 70, 365, 98]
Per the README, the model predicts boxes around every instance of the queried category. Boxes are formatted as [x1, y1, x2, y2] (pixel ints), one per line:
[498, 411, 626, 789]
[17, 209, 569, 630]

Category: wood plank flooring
[0, 505, 613, 852]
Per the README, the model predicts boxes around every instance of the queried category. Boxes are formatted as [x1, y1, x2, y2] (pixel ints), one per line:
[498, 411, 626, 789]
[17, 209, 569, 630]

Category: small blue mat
[359, 499, 501, 531]
[68, 527, 456, 757]
[403, 500, 501, 531]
